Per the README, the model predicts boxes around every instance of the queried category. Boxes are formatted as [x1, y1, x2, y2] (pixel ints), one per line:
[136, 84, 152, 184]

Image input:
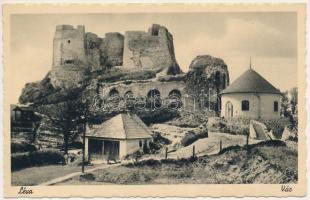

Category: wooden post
[192, 145, 195, 158]
[82, 116, 86, 173]
[219, 140, 222, 153]
[165, 147, 168, 159]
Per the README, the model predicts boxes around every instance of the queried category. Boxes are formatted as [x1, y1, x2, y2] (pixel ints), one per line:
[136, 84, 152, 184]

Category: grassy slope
[60, 141, 297, 185]
[11, 165, 91, 186]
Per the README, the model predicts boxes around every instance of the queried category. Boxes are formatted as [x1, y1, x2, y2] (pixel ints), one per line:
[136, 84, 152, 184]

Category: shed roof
[220, 68, 281, 95]
[86, 114, 152, 139]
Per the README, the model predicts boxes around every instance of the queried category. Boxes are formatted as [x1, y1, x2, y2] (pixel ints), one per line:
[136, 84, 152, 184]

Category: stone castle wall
[122, 24, 179, 73]
[103, 32, 124, 67]
[101, 80, 186, 99]
[50, 64, 89, 88]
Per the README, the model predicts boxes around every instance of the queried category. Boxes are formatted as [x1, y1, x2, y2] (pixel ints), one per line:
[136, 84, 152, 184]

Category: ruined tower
[50, 25, 89, 88]
[52, 25, 86, 66]
[122, 24, 181, 74]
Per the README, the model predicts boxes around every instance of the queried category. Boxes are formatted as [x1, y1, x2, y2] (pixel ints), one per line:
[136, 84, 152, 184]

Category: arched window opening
[274, 101, 279, 112]
[109, 88, 119, 97]
[168, 90, 181, 99]
[147, 89, 161, 99]
[124, 91, 134, 99]
[168, 89, 182, 109]
[241, 100, 250, 111]
[147, 89, 161, 109]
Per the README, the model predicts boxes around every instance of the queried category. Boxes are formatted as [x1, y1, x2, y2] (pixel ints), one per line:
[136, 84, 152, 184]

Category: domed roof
[220, 68, 281, 95]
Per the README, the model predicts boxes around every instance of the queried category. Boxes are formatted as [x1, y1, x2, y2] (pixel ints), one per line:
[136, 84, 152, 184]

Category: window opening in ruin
[241, 100, 250, 111]
[124, 91, 134, 99]
[147, 89, 161, 109]
[274, 101, 279, 112]
[168, 89, 182, 109]
[64, 60, 74, 64]
[109, 88, 120, 97]
[152, 29, 159, 36]
[67, 40, 71, 44]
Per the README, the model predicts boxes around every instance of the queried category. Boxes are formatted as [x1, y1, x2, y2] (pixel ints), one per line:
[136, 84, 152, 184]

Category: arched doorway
[225, 101, 233, 117]
[168, 89, 182, 109]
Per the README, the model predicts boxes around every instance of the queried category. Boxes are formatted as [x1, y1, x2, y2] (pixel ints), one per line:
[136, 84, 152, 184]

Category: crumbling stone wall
[122, 24, 180, 74]
[102, 32, 124, 67]
[101, 80, 186, 99]
[50, 63, 89, 88]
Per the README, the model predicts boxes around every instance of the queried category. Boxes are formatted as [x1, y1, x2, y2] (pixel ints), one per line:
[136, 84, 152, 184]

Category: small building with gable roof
[220, 67, 281, 119]
[85, 113, 152, 161]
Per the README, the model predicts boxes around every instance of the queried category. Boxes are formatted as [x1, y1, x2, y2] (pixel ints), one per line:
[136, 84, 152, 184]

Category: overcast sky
[9, 12, 297, 103]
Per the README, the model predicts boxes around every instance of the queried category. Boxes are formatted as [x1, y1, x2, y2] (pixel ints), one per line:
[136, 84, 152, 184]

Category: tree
[281, 91, 290, 117]
[290, 87, 298, 115]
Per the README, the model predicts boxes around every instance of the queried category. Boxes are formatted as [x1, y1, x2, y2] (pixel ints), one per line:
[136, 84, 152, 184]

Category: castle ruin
[45, 24, 229, 111]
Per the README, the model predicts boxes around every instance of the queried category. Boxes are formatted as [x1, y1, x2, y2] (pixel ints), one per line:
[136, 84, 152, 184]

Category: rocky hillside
[17, 45, 229, 150]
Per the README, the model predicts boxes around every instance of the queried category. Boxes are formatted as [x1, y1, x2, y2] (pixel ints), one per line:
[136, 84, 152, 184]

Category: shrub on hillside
[11, 149, 64, 171]
[11, 142, 37, 153]
[181, 128, 208, 146]
[148, 132, 171, 153]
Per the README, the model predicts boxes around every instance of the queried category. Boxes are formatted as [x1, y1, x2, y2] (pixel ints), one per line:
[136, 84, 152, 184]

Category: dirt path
[39, 163, 121, 186]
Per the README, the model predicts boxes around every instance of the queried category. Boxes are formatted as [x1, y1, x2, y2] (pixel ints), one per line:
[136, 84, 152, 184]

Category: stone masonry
[50, 24, 180, 88]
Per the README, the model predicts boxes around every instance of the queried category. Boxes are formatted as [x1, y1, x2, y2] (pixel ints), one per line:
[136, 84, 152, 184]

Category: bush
[11, 142, 37, 153]
[181, 128, 208, 146]
[124, 150, 144, 162]
[11, 149, 64, 171]
[79, 173, 95, 182]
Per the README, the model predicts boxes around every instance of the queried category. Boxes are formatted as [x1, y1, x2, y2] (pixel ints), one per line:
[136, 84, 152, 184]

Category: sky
[9, 12, 297, 103]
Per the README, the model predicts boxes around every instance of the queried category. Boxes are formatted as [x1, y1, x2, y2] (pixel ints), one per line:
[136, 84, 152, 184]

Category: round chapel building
[220, 68, 281, 119]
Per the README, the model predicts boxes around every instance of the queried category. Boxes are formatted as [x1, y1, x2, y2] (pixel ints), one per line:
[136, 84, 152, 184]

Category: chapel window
[274, 101, 279, 112]
[241, 100, 249, 111]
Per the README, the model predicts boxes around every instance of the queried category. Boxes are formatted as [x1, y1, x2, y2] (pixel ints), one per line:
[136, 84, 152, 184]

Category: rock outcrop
[186, 55, 230, 109]
[19, 73, 55, 104]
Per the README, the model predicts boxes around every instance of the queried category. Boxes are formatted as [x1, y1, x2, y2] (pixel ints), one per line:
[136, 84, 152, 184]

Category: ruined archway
[147, 89, 161, 99]
[168, 89, 182, 109]
[124, 90, 134, 99]
[109, 88, 120, 97]
[147, 89, 161, 110]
